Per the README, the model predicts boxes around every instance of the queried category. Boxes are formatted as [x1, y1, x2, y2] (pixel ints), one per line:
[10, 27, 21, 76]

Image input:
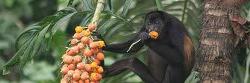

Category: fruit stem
[91, 0, 105, 25]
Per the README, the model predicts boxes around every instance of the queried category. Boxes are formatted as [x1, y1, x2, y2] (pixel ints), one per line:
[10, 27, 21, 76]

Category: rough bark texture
[196, 0, 246, 83]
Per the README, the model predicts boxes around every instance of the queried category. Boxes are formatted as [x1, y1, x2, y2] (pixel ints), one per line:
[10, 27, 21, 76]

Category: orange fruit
[73, 72, 81, 81]
[74, 69, 82, 74]
[90, 73, 102, 81]
[97, 41, 105, 48]
[77, 63, 85, 70]
[68, 64, 75, 70]
[77, 43, 84, 49]
[84, 79, 90, 83]
[63, 55, 73, 64]
[67, 49, 76, 56]
[61, 66, 69, 74]
[84, 49, 93, 57]
[75, 26, 83, 33]
[90, 48, 99, 54]
[62, 64, 68, 68]
[90, 73, 97, 81]
[82, 30, 91, 36]
[81, 37, 90, 44]
[97, 66, 103, 73]
[73, 33, 83, 39]
[89, 42, 99, 48]
[93, 59, 100, 65]
[149, 31, 159, 39]
[90, 62, 98, 68]
[79, 80, 84, 83]
[72, 46, 80, 54]
[84, 64, 92, 72]
[70, 39, 79, 45]
[88, 23, 97, 31]
[74, 55, 82, 63]
[96, 52, 104, 60]
[67, 70, 75, 76]
[64, 73, 70, 78]
[90, 81, 98, 83]
[67, 46, 79, 56]
[60, 78, 68, 83]
[72, 81, 78, 83]
[95, 73, 102, 81]
[81, 71, 89, 80]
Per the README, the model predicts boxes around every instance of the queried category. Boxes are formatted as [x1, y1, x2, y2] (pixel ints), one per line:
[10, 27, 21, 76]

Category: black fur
[103, 11, 194, 83]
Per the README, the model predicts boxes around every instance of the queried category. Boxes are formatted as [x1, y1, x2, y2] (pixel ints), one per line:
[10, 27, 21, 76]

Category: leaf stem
[155, 0, 163, 11]
[91, 0, 105, 25]
[244, 49, 250, 83]
[181, 0, 188, 22]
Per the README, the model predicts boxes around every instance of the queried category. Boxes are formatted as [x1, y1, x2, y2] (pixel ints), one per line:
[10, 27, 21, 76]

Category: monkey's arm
[104, 58, 160, 83]
[103, 37, 142, 53]
[103, 31, 149, 53]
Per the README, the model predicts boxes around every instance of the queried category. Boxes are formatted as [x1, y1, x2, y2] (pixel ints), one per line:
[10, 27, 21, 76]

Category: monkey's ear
[183, 34, 194, 72]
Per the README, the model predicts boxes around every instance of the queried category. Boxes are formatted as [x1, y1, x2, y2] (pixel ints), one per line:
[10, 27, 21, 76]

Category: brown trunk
[195, 0, 248, 83]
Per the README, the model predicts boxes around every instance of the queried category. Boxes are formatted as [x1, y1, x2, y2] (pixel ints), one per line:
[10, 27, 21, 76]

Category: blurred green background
[0, 0, 249, 83]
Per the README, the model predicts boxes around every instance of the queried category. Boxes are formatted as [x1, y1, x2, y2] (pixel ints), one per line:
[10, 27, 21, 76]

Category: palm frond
[2, 7, 77, 75]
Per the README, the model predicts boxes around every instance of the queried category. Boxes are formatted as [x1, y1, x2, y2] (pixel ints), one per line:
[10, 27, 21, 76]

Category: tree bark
[196, 0, 249, 83]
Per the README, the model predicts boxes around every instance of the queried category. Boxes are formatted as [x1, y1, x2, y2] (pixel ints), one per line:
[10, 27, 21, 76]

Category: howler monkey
[102, 11, 194, 83]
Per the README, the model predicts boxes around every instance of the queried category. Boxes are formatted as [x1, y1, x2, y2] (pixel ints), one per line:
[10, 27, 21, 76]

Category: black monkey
[102, 11, 194, 83]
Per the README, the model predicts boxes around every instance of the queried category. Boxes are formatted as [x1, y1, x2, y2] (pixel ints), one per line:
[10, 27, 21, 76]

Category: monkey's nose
[149, 27, 157, 32]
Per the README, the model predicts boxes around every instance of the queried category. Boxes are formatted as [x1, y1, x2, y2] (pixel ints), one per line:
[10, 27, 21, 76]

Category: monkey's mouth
[146, 26, 160, 39]
[148, 30, 159, 39]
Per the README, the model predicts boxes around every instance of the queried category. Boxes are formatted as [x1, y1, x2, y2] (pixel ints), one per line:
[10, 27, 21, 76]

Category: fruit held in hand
[149, 31, 159, 39]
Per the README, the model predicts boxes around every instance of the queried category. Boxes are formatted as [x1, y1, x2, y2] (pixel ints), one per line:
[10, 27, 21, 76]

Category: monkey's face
[145, 12, 165, 35]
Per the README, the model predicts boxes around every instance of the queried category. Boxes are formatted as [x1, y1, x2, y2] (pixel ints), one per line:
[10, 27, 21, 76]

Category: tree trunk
[196, 0, 249, 83]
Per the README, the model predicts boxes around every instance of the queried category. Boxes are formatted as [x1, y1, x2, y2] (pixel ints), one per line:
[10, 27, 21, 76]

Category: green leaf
[2, 7, 77, 75]
[121, 0, 133, 17]
[155, 0, 163, 11]
[0, 40, 9, 49]
[82, 0, 95, 11]
[244, 48, 250, 83]
[185, 71, 200, 83]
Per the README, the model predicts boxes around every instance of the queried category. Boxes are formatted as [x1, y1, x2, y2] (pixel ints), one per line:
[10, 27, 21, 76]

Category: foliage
[1, 0, 250, 83]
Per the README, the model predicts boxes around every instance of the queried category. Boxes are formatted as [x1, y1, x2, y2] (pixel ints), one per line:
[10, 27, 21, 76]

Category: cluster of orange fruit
[61, 23, 105, 83]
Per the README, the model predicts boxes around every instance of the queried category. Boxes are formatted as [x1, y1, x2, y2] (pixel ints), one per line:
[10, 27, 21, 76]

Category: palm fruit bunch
[60, 23, 105, 83]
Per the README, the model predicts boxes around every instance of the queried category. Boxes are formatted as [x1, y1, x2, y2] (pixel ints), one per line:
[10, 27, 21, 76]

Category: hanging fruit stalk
[61, 0, 105, 83]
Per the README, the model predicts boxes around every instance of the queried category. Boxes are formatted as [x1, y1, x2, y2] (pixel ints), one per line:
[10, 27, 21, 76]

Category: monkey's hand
[92, 31, 107, 46]
[139, 32, 150, 41]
